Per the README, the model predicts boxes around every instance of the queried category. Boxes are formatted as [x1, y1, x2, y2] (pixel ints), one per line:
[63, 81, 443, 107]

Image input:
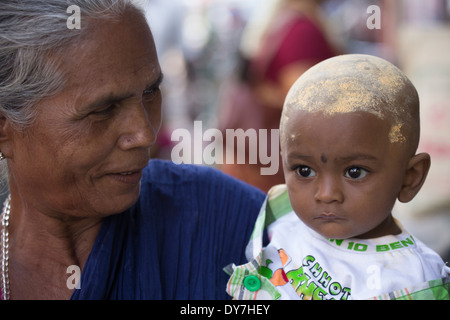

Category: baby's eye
[345, 167, 368, 180]
[297, 166, 316, 178]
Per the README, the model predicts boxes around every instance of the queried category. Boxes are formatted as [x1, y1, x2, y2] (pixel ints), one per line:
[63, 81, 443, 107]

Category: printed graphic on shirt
[263, 248, 351, 300]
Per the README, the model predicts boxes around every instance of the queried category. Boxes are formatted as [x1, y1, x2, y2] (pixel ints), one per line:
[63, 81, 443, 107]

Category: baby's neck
[354, 215, 401, 239]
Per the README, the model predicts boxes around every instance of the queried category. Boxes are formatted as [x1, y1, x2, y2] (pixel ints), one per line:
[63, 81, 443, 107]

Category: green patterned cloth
[369, 277, 450, 300]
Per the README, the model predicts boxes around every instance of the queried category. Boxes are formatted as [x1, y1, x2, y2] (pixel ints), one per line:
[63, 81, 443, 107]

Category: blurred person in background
[218, 0, 339, 192]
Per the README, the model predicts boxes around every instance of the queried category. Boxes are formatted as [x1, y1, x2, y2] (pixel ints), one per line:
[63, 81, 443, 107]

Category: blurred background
[144, 0, 450, 262]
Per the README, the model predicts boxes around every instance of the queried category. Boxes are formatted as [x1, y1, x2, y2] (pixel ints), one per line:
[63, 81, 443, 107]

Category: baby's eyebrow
[337, 154, 379, 162]
[286, 152, 379, 164]
[287, 153, 314, 160]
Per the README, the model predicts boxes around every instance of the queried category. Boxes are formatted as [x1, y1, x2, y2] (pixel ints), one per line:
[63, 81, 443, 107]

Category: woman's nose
[118, 102, 161, 150]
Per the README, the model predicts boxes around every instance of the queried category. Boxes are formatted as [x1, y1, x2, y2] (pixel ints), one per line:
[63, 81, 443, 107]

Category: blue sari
[70, 160, 265, 299]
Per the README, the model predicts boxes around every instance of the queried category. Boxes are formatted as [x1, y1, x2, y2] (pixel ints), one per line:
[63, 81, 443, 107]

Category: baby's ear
[397, 153, 431, 203]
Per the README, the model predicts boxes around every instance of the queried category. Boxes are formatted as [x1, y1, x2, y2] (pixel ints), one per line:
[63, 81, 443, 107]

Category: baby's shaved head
[281, 54, 420, 156]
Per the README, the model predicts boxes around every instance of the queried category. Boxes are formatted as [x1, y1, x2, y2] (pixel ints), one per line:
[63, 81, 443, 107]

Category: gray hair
[0, 0, 146, 128]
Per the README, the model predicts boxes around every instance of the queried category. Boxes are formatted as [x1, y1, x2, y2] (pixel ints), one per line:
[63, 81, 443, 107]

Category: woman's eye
[345, 167, 368, 180]
[91, 104, 115, 116]
[143, 87, 160, 101]
[297, 166, 316, 178]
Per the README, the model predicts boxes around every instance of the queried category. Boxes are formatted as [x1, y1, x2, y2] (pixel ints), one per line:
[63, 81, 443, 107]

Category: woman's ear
[0, 113, 14, 159]
[397, 152, 431, 203]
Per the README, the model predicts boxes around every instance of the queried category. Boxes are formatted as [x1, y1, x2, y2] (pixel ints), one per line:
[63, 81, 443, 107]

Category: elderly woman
[0, 0, 264, 299]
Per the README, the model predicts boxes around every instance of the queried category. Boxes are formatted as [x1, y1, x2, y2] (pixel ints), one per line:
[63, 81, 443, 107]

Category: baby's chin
[299, 214, 386, 240]
[317, 229, 387, 241]
[309, 224, 368, 240]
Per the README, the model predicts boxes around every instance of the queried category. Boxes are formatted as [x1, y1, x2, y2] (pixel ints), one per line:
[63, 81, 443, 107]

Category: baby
[226, 54, 450, 300]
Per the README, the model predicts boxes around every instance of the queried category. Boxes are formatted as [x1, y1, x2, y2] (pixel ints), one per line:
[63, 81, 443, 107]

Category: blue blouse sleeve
[138, 160, 265, 299]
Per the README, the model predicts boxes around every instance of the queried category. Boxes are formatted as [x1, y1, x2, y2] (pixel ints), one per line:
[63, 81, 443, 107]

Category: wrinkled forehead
[281, 54, 417, 144]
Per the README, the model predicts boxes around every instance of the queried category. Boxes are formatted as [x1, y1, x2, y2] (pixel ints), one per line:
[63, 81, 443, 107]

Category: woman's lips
[107, 170, 143, 185]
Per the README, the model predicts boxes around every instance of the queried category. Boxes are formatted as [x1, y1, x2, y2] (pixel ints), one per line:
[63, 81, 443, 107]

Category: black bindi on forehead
[321, 154, 328, 163]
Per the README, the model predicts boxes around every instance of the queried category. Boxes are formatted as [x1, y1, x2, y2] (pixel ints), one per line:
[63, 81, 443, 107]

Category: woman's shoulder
[144, 159, 219, 183]
[142, 159, 266, 200]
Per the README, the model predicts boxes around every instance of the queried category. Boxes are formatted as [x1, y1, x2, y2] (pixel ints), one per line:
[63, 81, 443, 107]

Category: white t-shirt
[226, 185, 450, 300]
[265, 210, 447, 300]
